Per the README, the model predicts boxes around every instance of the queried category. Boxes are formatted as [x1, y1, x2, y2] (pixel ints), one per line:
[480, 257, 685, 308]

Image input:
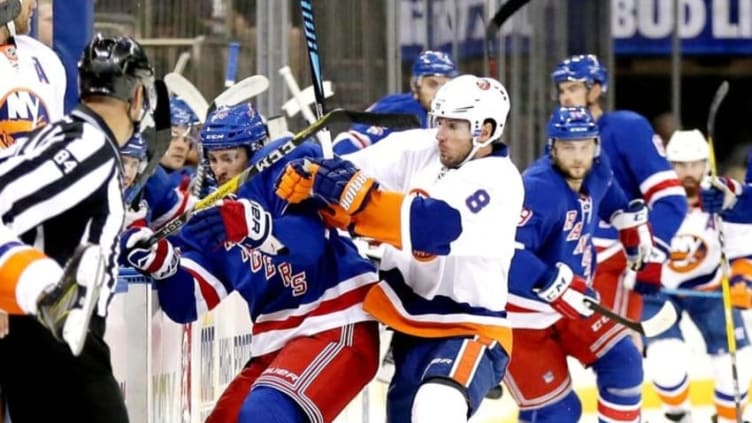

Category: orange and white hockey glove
[275, 157, 378, 214]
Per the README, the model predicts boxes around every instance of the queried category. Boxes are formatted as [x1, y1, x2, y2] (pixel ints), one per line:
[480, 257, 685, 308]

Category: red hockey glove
[536, 263, 598, 320]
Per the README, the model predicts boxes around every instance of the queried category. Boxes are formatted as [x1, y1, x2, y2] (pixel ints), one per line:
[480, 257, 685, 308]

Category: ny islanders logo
[0, 88, 51, 147]
[669, 234, 708, 273]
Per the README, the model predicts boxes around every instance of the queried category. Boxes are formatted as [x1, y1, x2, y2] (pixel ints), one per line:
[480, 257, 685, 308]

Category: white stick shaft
[279, 66, 317, 125]
[279, 66, 333, 157]
[173, 52, 191, 75]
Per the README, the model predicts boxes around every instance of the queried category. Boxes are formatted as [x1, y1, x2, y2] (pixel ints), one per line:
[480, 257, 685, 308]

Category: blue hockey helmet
[121, 133, 147, 160]
[551, 54, 608, 93]
[200, 102, 267, 153]
[170, 96, 200, 127]
[547, 106, 600, 156]
[411, 50, 458, 85]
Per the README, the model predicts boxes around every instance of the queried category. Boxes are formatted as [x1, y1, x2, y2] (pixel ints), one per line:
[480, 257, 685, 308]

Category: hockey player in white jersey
[0, 0, 66, 147]
[276, 74, 523, 422]
[644, 129, 752, 423]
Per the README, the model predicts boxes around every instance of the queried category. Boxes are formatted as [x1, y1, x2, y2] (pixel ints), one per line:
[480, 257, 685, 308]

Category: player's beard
[553, 158, 591, 182]
[682, 176, 700, 198]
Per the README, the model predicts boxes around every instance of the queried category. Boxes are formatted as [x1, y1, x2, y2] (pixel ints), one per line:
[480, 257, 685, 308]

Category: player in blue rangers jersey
[504, 107, 654, 423]
[277, 74, 523, 423]
[159, 96, 200, 191]
[642, 129, 752, 423]
[120, 133, 194, 229]
[332, 50, 458, 155]
[119, 102, 380, 423]
[552, 54, 687, 337]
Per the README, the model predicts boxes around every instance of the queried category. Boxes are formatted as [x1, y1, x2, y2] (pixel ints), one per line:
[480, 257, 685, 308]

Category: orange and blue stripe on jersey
[0, 241, 49, 314]
[363, 271, 513, 355]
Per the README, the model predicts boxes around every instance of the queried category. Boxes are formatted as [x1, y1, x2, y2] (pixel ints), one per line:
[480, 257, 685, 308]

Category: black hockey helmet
[78, 34, 157, 132]
[78, 34, 155, 104]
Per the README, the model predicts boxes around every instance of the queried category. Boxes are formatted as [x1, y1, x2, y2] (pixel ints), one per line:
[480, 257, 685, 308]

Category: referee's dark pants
[0, 315, 129, 422]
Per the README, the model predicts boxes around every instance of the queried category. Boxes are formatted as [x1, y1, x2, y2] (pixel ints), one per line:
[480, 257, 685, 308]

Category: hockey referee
[0, 34, 161, 422]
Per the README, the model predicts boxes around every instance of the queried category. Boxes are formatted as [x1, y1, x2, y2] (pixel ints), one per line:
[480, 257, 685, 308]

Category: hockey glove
[276, 157, 378, 215]
[535, 263, 597, 320]
[124, 199, 148, 229]
[181, 199, 279, 253]
[611, 199, 653, 271]
[633, 247, 666, 295]
[700, 176, 743, 214]
[120, 227, 179, 280]
[730, 258, 752, 309]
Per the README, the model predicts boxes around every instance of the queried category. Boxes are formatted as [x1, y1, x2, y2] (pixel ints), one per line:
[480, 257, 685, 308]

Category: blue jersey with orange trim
[593, 110, 687, 255]
[507, 155, 629, 329]
[156, 138, 377, 356]
[332, 93, 427, 155]
[345, 128, 524, 354]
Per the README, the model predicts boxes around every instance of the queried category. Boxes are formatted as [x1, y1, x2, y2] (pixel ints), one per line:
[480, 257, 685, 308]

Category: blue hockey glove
[700, 176, 742, 214]
[120, 227, 179, 280]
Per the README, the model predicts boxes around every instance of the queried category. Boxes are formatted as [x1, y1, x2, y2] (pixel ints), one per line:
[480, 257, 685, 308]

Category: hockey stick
[164, 72, 209, 123]
[145, 109, 420, 244]
[173, 51, 191, 75]
[281, 79, 334, 119]
[584, 297, 677, 337]
[299, 0, 334, 158]
[210, 75, 269, 113]
[706, 80, 743, 423]
[125, 80, 173, 207]
[165, 73, 270, 123]
[661, 287, 722, 299]
[279, 65, 317, 125]
[224, 42, 240, 88]
[484, 0, 532, 76]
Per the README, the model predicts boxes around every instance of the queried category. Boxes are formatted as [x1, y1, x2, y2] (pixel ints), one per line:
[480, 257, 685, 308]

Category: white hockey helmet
[430, 74, 510, 150]
[666, 129, 709, 162]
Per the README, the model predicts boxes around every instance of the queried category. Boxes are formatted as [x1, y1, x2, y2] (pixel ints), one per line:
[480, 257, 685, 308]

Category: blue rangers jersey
[594, 111, 687, 261]
[157, 138, 378, 356]
[160, 164, 195, 193]
[332, 93, 427, 155]
[124, 165, 193, 229]
[507, 155, 630, 329]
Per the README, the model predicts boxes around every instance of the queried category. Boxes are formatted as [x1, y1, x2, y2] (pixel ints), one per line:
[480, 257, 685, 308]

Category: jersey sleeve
[598, 179, 629, 223]
[0, 223, 62, 314]
[406, 159, 524, 257]
[144, 166, 195, 230]
[344, 129, 430, 191]
[508, 176, 563, 293]
[155, 237, 235, 323]
[613, 114, 687, 249]
[332, 94, 426, 154]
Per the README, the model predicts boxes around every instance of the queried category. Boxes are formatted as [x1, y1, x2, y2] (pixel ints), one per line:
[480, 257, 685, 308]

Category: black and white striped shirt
[0, 105, 125, 318]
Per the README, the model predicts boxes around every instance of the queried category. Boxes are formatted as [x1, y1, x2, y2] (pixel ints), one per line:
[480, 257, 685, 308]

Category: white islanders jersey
[0, 35, 66, 147]
[664, 205, 752, 290]
[345, 128, 523, 353]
